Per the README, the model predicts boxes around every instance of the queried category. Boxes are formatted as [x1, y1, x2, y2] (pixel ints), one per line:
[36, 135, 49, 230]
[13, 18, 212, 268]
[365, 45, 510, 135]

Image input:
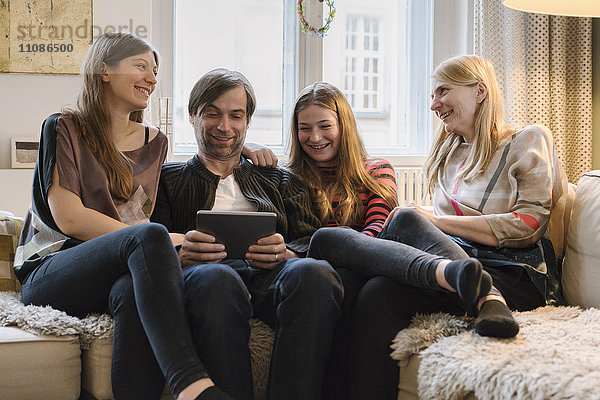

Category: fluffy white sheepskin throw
[391, 306, 600, 400]
[0, 290, 113, 348]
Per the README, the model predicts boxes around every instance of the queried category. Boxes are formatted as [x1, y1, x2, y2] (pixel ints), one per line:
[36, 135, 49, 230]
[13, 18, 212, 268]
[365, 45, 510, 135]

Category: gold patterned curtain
[474, 0, 592, 183]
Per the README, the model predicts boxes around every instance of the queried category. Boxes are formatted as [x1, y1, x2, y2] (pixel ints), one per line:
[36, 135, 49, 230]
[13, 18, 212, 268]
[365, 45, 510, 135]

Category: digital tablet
[196, 210, 278, 259]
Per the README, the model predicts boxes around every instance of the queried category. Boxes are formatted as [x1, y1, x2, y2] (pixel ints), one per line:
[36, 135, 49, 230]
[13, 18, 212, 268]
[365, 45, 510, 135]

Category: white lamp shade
[502, 0, 600, 17]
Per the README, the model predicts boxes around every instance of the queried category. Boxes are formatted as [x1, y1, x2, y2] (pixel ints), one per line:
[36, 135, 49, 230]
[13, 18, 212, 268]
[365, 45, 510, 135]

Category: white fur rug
[0, 291, 113, 348]
[391, 306, 600, 400]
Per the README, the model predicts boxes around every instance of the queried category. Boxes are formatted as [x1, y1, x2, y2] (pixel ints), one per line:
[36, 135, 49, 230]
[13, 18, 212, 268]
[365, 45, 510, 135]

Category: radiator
[394, 167, 431, 206]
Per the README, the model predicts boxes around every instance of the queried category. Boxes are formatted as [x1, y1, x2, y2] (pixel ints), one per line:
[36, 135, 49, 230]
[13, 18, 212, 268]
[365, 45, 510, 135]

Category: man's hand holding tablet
[246, 233, 298, 270]
[181, 210, 292, 269]
[179, 230, 228, 267]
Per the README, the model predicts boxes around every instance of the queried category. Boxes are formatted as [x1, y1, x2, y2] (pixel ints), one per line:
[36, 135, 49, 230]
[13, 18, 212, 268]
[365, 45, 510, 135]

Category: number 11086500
[19, 43, 74, 53]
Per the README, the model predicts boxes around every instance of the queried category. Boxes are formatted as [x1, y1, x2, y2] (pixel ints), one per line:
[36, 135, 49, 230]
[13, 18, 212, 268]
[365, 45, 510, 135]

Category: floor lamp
[502, 0, 600, 17]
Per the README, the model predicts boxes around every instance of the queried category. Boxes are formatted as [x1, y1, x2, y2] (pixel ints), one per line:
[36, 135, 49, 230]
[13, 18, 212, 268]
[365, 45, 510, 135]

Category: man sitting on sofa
[150, 68, 343, 400]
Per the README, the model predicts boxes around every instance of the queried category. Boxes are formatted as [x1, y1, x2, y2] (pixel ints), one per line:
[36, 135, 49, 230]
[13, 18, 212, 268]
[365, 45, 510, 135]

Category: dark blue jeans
[21, 223, 208, 399]
[189, 258, 343, 400]
[250, 257, 343, 400]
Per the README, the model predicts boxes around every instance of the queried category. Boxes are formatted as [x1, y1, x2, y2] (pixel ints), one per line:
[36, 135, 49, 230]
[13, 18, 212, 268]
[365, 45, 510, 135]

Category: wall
[0, 169, 33, 216]
[0, 0, 152, 168]
[0, 4, 599, 216]
[0, 0, 151, 214]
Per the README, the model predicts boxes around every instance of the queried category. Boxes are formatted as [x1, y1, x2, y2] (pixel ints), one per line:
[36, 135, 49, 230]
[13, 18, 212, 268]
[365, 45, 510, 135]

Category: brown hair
[188, 68, 256, 124]
[288, 82, 398, 226]
[63, 32, 158, 201]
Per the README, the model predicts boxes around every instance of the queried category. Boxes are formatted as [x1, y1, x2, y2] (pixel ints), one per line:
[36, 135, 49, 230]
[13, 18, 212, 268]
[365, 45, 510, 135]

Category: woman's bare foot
[177, 378, 214, 400]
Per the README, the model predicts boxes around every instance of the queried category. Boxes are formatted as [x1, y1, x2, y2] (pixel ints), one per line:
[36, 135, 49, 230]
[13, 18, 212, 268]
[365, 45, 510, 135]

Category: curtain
[474, 0, 592, 183]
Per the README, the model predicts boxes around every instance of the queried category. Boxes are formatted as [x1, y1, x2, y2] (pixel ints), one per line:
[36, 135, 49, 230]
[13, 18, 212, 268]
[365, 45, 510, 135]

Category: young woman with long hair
[287, 82, 399, 236]
[285, 82, 490, 306]
[14, 33, 233, 400]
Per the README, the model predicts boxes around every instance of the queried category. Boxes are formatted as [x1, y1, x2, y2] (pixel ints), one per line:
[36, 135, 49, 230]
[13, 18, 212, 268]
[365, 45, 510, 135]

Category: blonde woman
[14, 33, 232, 400]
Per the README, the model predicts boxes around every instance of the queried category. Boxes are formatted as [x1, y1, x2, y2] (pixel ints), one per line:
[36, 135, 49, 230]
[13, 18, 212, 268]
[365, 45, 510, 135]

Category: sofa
[0, 212, 274, 400]
[1, 171, 600, 400]
[392, 172, 600, 399]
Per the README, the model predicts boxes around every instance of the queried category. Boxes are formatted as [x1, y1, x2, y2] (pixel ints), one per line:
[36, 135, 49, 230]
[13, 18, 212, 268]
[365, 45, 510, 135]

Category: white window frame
[343, 15, 382, 112]
[151, 0, 473, 166]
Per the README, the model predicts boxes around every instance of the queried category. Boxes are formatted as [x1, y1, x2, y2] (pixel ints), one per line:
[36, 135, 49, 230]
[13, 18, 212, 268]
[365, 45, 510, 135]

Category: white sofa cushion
[562, 171, 600, 308]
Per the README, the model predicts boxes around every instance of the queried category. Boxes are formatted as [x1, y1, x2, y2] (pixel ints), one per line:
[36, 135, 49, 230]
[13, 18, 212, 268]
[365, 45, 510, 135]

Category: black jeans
[311, 209, 543, 400]
[308, 210, 464, 291]
[106, 257, 343, 400]
[21, 223, 208, 399]
[252, 257, 343, 400]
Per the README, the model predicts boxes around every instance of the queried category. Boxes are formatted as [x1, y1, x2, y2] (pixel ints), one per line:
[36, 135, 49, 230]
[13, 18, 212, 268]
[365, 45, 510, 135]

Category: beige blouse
[434, 125, 567, 248]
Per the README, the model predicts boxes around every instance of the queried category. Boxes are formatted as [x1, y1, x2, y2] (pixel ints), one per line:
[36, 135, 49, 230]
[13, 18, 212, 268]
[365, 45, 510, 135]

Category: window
[322, 0, 432, 156]
[343, 15, 382, 112]
[160, 0, 471, 164]
[172, 0, 286, 154]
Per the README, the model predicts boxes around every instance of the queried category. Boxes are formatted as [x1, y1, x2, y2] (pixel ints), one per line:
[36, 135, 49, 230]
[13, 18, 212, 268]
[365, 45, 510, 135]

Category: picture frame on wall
[11, 137, 39, 169]
[0, 0, 93, 75]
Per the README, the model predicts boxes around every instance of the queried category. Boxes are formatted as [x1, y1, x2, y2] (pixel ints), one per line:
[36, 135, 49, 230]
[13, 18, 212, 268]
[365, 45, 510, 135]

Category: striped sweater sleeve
[361, 158, 397, 237]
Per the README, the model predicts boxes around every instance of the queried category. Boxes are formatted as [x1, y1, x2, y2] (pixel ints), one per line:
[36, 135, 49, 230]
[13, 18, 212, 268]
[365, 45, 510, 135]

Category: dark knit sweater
[151, 155, 321, 257]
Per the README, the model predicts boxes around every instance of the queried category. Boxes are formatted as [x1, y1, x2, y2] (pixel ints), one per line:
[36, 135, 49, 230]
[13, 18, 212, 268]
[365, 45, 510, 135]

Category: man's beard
[198, 129, 245, 161]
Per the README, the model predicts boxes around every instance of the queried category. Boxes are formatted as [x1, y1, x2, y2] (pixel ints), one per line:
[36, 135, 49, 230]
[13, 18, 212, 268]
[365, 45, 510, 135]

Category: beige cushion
[81, 338, 173, 400]
[397, 354, 477, 400]
[397, 354, 419, 400]
[0, 215, 23, 292]
[562, 171, 600, 308]
[547, 182, 576, 259]
[81, 338, 113, 400]
[0, 326, 81, 400]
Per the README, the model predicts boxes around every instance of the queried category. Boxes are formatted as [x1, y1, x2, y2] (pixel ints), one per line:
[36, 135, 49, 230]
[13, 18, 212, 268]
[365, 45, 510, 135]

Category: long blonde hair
[63, 33, 159, 201]
[288, 82, 398, 226]
[424, 55, 508, 195]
